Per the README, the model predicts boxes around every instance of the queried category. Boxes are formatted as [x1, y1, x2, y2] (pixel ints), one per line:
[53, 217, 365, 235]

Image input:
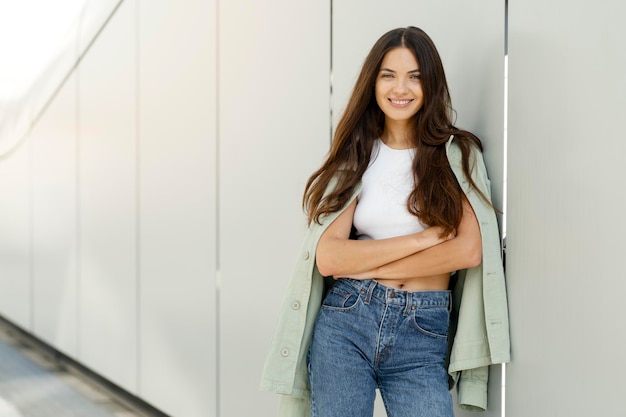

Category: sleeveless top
[353, 139, 426, 240]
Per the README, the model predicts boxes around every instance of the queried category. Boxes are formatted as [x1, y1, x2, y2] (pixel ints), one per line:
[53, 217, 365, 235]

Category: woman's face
[375, 47, 424, 124]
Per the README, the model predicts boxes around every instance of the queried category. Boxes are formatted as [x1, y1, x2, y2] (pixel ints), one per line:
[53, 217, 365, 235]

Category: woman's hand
[422, 225, 456, 244]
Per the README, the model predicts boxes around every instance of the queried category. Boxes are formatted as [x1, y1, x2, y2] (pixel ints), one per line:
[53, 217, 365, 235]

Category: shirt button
[280, 348, 290, 357]
[291, 301, 301, 310]
[303, 251, 310, 260]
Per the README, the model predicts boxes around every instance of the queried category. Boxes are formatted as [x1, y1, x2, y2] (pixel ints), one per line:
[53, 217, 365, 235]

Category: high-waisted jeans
[308, 278, 453, 417]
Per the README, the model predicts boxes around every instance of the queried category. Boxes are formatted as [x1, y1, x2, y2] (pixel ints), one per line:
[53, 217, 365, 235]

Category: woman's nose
[393, 78, 409, 94]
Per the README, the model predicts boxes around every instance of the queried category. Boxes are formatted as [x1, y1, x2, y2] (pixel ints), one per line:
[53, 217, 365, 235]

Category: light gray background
[506, 0, 626, 416]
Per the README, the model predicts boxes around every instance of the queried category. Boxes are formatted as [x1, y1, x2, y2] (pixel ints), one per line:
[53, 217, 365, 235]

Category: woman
[261, 26, 510, 417]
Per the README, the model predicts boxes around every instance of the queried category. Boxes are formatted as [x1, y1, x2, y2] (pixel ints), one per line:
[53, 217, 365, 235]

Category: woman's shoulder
[446, 132, 483, 151]
[446, 134, 490, 186]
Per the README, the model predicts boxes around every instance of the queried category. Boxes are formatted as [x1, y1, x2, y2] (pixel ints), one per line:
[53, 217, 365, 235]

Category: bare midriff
[375, 272, 451, 291]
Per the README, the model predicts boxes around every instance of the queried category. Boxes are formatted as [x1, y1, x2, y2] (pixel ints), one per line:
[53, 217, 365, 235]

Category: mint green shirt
[261, 136, 511, 415]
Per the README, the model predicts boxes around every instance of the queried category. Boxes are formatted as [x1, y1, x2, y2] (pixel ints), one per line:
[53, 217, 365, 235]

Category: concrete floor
[0, 321, 154, 417]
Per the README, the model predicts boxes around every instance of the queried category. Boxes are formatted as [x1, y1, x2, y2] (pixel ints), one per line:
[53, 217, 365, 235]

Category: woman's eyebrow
[379, 67, 421, 73]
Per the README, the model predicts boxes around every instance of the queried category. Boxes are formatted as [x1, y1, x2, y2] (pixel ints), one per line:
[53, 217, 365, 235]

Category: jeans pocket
[321, 286, 361, 311]
[411, 306, 450, 339]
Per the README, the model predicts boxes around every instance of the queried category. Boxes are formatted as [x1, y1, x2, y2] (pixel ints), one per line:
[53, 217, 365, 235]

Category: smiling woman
[261, 26, 510, 417]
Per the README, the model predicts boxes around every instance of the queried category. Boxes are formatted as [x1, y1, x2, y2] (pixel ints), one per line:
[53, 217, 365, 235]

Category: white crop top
[353, 139, 426, 240]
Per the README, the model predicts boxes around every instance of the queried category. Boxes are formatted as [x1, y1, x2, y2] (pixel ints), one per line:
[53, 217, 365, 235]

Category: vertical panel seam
[28, 103, 34, 332]
[134, 0, 142, 395]
[501, 1, 509, 416]
[75, 7, 82, 359]
[215, 0, 221, 415]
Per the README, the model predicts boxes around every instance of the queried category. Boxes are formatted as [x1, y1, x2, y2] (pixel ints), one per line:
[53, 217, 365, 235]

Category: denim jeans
[308, 278, 453, 417]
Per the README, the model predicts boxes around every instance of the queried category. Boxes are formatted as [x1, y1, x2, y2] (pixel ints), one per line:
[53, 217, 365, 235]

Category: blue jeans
[308, 278, 453, 417]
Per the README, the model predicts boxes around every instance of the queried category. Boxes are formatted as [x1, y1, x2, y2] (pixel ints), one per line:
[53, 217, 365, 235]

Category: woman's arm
[316, 199, 452, 277]
[341, 198, 482, 280]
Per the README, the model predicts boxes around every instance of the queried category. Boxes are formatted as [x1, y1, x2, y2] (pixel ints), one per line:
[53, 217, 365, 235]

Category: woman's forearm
[374, 234, 480, 279]
[316, 226, 450, 278]
[338, 198, 482, 280]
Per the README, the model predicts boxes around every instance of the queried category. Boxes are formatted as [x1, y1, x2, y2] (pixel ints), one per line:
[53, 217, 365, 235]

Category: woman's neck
[381, 120, 413, 150]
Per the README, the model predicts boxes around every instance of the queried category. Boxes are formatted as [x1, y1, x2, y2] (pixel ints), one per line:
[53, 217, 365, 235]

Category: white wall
[0, 142, 30, 329]
[506, 1, 626, 416]
[218, 0, 331, 416]
[30, 71, 79, 356]
[78, 0, 138, 393]
[1, 1, 218, 415]
[137, 0, 217, 414]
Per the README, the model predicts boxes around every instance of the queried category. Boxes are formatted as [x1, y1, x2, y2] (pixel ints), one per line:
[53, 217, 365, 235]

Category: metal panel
[506, 1, 626, 416]
[218, 1, 331, 415]
[78, 0, 138, 394]
[332, 2, 505, 416]
[137, 0, 217, 415]
[30, 72, 79, 357]
[0, 141, 31, 329]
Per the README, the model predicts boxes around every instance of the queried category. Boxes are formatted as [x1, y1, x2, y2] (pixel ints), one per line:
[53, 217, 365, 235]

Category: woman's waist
[336, 277, 451, 306]
[371, 273, 450, 292]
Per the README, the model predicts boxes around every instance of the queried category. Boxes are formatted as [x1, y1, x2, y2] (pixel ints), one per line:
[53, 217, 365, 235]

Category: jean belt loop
[447, 291, 453, 313]
[364, 280, 376, 305]
[403, 291, 413, 317]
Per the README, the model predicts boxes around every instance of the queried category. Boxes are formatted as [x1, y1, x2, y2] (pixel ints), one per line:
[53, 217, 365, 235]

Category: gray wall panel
[506, 1, 626, 416]
[30, 72, 79, 357]
[78, 0, 138, 393]
[138, 0, 217, 415]
[0, 141, 31, 329]
[218, 1, 331, 415]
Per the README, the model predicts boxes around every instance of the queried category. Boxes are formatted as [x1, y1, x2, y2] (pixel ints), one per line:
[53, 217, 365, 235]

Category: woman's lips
[389, 98, 413, 107]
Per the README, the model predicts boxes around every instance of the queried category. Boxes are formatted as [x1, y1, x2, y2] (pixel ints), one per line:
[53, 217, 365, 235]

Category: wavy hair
[303, 26, 488, 235]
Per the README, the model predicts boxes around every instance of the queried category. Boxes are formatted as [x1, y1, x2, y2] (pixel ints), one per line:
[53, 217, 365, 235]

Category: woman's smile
[389, 98, 414, 107]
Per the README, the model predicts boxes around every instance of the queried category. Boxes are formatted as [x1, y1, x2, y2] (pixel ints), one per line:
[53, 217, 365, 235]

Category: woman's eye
[410, 74, 421, 80]
[381, 73, 393, 78]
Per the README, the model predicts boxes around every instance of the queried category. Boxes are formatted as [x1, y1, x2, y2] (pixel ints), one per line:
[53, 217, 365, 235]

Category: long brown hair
[304, 26, 487, 236]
